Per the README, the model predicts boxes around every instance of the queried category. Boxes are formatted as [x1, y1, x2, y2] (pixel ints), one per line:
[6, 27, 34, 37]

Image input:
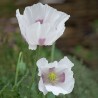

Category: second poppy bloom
[37, 57, 75, 95]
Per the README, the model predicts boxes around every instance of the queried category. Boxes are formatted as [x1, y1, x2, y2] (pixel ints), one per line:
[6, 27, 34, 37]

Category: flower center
[48, 72, 56, 82]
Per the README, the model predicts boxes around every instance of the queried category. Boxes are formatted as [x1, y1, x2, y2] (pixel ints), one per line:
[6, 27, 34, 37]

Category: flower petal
[45, 84, 67, 95]
[39, 23, 50, 41]
[16, 9, 27, 41]
[45, 27, 65, 45]
[30, 3, 45, 22]
[57, 69, 75, 94]
[28, 44, 37, 50]
[39, 78, 48, 95]
[56, 13, 70, 30]
[37, 58, 48, 68]
[58, 56, 74, 68]
[23, 3, 45, 24]
[37, 58, 48, 76]
[26, 22, 40, 45]
[48, 61, 58, 68]
[44, 4, 60, 24]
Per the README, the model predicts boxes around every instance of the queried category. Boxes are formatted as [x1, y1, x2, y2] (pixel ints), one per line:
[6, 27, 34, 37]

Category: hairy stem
[30, 46, 41, 88]
[51, 43, 55, 62]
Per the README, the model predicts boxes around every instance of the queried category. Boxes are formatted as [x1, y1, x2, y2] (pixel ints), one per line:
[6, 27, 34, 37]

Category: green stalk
[14, 52, 22, 85]
[0, 82, 9, 95]
[43, 95, 45, 98]
[30, 46, 41, 88]
[49, 43, 56, 98]
[63, 95, 66, 98]
[12, 70, 29, 90]
[51, 43, 55, 62]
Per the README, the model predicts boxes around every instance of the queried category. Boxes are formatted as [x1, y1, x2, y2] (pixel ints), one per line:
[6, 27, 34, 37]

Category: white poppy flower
[37, 56, 75, 95]
[16, 3, 70, 50]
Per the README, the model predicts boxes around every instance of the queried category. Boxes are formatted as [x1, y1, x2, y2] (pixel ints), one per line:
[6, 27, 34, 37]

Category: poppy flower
[16, 3, 70, 50]
[37, 57, 75, 95]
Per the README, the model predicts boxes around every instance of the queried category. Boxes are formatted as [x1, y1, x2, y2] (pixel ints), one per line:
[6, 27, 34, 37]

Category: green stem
[51, 43, 55, 62]
[36, 46, 41, 61]
[0, 82, 9, 95]
[14, 52, 22, 85]
[17, 70, 29, 87]
[12, 70, 29, 90]
[30, 46, 41, 88]
[63, 95, 66, 98]
[43, 95, 45, 98]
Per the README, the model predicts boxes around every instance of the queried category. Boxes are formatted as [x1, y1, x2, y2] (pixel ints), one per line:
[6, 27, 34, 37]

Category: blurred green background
[0, 0, 98, 98]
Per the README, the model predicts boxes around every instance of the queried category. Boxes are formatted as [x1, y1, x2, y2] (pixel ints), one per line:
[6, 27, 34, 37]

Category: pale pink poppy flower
[16, 3, 70, 50]
[37, 56, 75, 95]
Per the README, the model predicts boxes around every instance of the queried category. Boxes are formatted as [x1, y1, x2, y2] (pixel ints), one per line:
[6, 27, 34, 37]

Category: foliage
[0, 32, 98, 98]
[66, 56, 98, 98]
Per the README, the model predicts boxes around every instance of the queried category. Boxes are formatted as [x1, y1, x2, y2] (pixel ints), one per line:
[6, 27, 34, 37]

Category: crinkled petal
[45, 85, 67, 95]
[23, 6, 34, 25]
[57, 69, 75, 94]
[39, 78, 48, 95]
[56, 13, 70, 30]
[37, 58, 48, 76]
[16, 9, 28, 41]
[45, 27, 65, 45]
[58, 56, 74, 68]
[23, 3, 45, 24]
[44, 4, 60, 24]
[37, 58, 48, 67]
[30, 3, 45, 22]
[43, 4, 70, 29]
